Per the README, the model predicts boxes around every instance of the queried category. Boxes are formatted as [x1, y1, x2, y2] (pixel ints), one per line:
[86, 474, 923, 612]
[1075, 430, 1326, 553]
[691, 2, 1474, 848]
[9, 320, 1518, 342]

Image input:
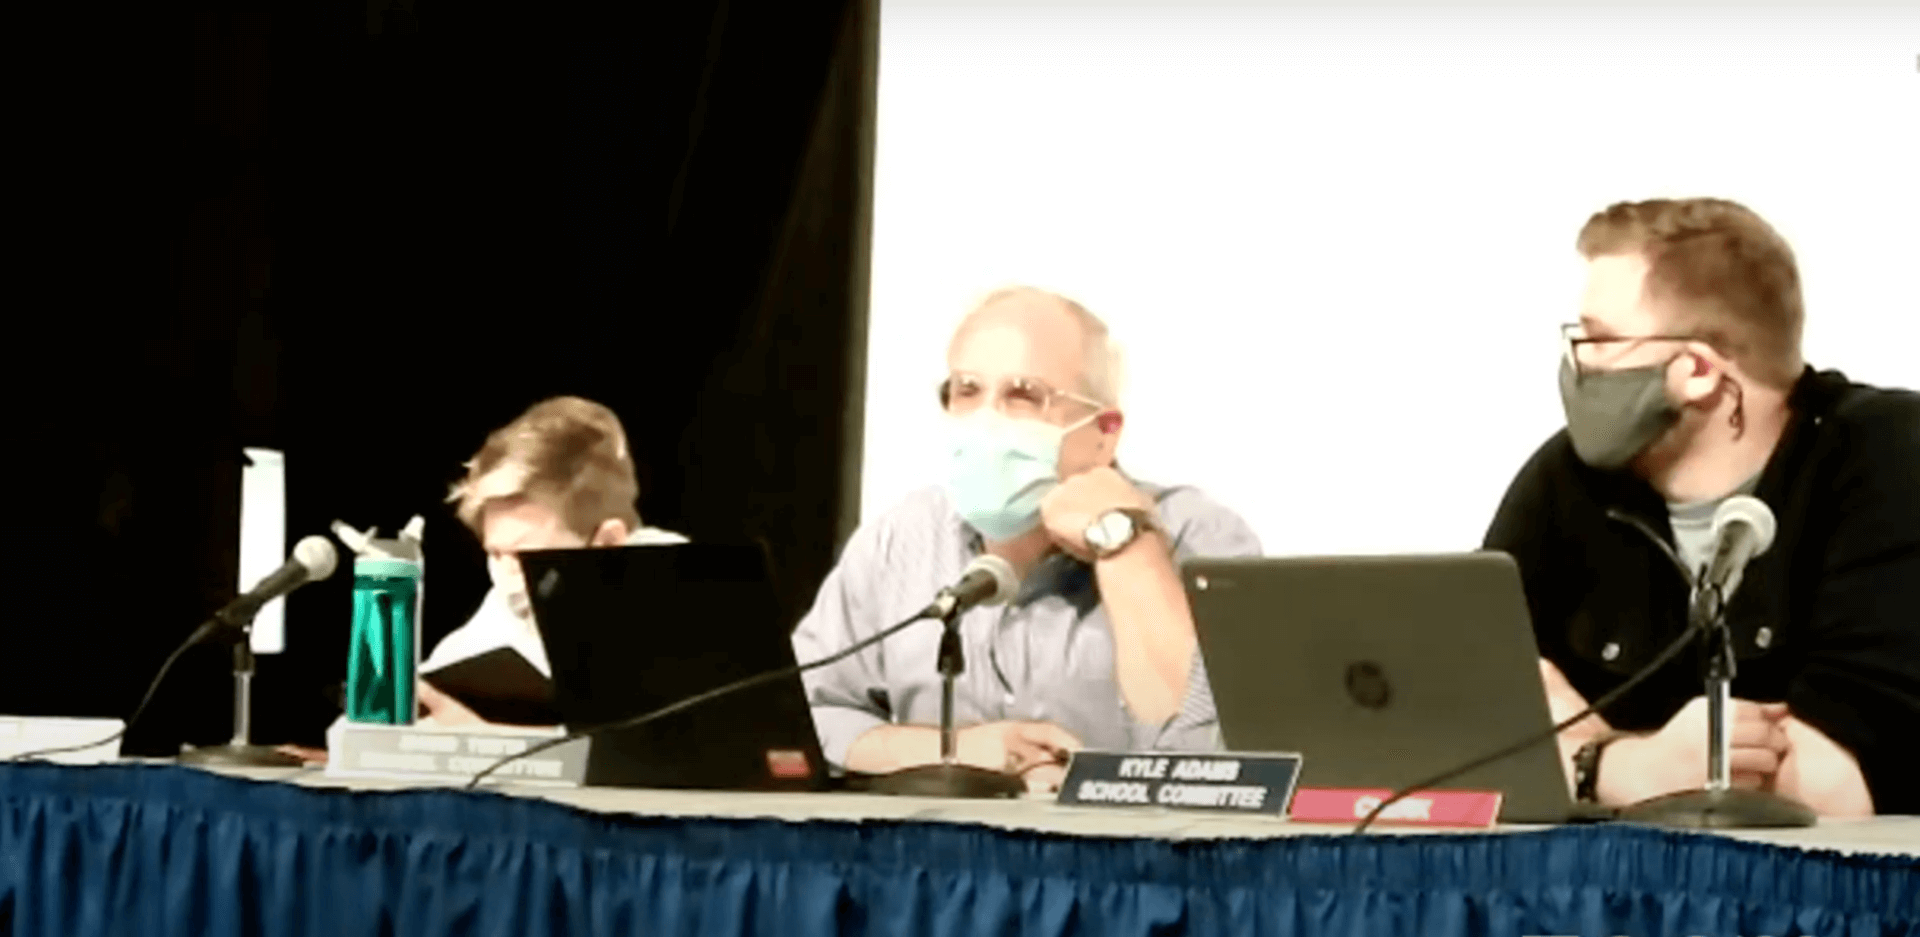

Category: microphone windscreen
[1711, 495, 1777, 557]
[964, 554, 1018, 606]
[294, 535, 340, 581]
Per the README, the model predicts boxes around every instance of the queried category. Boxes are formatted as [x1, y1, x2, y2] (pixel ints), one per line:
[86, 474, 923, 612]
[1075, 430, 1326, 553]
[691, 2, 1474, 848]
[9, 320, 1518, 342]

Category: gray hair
[953, 285, 1126, 406]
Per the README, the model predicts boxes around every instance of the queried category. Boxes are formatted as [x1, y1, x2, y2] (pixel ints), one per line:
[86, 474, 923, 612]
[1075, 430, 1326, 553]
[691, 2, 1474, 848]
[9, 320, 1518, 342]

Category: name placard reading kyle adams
[1056, 751, 1301, 815]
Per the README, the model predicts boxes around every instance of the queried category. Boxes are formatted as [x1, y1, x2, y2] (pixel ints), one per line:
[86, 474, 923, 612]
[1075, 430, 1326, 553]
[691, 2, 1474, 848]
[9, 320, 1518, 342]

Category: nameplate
[324, 720, 588, 787]
[0, 716, 124, 764]
[1288, 787, 1503, 827]
[1056, 751, 1301, 815]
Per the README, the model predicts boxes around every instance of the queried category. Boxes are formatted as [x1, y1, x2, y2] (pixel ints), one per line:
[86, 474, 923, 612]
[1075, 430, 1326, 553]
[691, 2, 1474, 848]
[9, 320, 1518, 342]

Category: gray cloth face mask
[1558, 356, 1679, 470]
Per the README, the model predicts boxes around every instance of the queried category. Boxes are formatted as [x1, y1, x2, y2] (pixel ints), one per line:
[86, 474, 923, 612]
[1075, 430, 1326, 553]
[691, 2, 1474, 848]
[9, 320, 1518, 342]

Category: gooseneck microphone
[873, 553, 1025, 798]
[1621, 494, 1811, 828]
[1699, 495, 1776, 605]
[206, 535, 340, 635]
[923, 555, 1018, 620]
[181, 534, 344, 768]
[12, 533, 344, 766]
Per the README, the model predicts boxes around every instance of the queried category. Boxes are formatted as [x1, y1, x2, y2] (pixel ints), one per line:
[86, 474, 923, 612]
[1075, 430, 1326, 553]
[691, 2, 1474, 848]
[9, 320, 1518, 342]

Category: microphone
[924, 555, 1018, 620]
[1700, 495, 1776, 603]
[210, 535, 340, 632]
[17, 534, 341, 767]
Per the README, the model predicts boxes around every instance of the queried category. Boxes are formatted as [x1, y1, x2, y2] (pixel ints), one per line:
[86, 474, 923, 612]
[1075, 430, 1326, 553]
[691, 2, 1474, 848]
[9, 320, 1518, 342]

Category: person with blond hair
[1488, 198, 1920, 816]
[416, 396, 686, 725]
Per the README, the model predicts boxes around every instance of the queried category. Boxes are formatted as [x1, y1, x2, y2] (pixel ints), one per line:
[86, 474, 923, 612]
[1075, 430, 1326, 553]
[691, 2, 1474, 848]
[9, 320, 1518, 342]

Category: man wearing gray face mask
[1485, 197, 1920, 818]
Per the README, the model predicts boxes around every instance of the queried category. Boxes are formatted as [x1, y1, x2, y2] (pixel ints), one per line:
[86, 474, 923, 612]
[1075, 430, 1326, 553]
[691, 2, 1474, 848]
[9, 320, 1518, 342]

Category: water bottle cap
[354, 557, 422, 579]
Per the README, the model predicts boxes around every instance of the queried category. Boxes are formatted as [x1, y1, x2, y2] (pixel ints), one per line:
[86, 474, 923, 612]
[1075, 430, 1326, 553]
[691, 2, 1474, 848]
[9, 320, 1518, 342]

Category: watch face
[1089, 511, 1134, 551]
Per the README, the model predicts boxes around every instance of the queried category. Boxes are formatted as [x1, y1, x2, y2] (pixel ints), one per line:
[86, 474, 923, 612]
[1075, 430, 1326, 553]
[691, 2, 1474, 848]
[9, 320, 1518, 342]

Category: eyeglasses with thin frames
[938, 371, 1104, 423]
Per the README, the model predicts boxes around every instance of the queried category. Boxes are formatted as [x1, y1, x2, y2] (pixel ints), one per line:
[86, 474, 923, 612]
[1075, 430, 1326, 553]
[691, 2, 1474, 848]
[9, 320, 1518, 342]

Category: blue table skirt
[1, 763, 1914, 937]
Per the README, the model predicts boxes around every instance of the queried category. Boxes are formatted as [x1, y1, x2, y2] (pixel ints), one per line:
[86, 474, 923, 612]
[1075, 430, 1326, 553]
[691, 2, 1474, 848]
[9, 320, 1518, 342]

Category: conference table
[2, 761, 1915, 937]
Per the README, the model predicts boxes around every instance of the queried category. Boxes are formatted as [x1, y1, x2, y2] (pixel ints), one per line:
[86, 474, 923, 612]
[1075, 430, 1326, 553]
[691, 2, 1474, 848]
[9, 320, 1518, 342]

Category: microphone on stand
[195, 536, 340, 642]
[179, 535, 341, 770]
[869, 555, 1027, 798]
[1621, 495, 1815, 828]
[11, 536, 342, 766]
[922, 555, 1018, 620]
[1698, 495, 1774, 605]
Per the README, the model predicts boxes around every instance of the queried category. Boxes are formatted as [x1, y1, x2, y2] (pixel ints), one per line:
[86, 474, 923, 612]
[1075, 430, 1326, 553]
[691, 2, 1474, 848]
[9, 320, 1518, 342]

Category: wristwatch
[1572, 731, 1629, 804]
[1083, 507, 1162, 560]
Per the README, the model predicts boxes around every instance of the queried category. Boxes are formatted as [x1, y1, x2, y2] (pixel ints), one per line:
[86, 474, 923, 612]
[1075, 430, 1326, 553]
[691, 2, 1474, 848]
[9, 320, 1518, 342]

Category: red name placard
[1288, 788, 1502, 827]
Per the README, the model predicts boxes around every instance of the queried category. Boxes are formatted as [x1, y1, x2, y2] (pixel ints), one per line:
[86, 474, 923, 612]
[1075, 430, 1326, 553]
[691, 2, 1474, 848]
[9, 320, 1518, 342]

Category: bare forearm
[1539, 658, 1610, 771]
[1095, 534, 1197, 725]
[843, 724, 941, 774]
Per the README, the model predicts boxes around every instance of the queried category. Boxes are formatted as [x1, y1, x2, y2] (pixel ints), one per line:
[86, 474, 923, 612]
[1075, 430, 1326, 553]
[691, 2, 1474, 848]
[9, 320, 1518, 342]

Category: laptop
[1186, 552, 1586, 823]
[517, 543, 826, 791]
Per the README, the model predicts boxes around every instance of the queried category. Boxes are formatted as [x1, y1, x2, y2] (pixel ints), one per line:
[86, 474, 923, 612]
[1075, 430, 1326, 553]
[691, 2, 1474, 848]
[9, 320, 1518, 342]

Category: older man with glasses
[1486, 198, 1920, 818]
[792, 286, 1261, 792]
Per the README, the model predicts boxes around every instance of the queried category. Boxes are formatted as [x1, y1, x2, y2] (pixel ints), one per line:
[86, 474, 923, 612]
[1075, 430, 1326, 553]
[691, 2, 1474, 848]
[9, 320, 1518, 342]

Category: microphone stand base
[176, 744, 304, 769]
[866, 763, 1025, 799]
[1620, 787, 1816, 829]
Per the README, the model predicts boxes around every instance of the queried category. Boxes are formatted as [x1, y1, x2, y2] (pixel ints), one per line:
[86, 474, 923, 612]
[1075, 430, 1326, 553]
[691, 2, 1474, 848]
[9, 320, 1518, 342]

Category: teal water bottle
[346, 557, 421, 724]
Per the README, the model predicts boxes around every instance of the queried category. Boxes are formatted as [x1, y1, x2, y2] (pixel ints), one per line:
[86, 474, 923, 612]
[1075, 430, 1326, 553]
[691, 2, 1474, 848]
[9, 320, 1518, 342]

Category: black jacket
[1484, 368, 1920, 813]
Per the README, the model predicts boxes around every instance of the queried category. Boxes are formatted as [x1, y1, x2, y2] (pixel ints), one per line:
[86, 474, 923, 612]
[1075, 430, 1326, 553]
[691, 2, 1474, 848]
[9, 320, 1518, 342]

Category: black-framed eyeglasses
[1561, 322, 1702, 377]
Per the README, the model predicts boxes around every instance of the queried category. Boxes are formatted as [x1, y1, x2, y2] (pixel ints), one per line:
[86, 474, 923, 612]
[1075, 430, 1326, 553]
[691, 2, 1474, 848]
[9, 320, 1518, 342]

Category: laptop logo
[766, 749, 811, 779]
[1345, 661, 1392, 709]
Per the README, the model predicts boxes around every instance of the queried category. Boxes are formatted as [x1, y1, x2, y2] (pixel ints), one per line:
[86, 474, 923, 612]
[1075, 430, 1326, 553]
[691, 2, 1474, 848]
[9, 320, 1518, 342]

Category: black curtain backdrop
[9, 0, 876, 755]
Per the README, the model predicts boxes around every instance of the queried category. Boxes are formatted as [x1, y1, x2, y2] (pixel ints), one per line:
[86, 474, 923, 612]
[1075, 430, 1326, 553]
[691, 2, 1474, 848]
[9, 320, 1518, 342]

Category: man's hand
[1540, 658, 1609, 735]
[1773, 715, 1875, 818]
[1538, 658, 1610, 791]
[844, 720, 1081, 779]
[274, 744, 328, 765]
[957, 720, 1082, 776]
[1040, 467, 1154, 560]
[1597, 696, 1788, 804]
[416, 680, 486, 728]
[1020, 761, 1070, 794]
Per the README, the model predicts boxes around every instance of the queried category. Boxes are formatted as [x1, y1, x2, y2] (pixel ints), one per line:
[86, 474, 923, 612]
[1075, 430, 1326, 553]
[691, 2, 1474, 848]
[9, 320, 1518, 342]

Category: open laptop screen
[1187, 552, 1576, 823]
[519, 543, 824, 790]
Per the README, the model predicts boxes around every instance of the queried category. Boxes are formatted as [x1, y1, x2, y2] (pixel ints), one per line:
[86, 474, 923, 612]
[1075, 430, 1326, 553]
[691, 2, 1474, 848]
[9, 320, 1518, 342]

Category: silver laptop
[1186, 552, 1582, 823]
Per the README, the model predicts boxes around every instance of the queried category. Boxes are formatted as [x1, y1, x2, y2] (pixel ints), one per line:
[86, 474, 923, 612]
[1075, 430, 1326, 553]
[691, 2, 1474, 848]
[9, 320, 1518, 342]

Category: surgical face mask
[945, 409, 1095, 541]
[1558, 356, 1680, 470]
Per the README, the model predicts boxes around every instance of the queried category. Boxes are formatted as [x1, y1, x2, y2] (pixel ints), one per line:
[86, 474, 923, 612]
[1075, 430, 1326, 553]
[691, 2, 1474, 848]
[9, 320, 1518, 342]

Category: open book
[421, 646, 560, 726]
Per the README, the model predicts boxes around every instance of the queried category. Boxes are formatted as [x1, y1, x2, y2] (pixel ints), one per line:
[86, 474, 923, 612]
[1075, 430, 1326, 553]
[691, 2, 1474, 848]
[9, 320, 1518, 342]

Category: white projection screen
[859, 0, 1920, 557]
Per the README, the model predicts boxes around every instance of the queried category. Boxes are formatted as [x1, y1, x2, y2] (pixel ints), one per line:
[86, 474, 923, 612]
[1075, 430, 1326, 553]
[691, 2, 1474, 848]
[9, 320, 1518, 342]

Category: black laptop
[516, 543, 826, 791]
[1186, 552, 1592, 823]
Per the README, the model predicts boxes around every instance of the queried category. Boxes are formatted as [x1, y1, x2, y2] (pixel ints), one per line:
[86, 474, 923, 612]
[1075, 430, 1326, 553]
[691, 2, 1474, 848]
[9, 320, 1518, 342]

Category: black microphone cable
[11, 536, 337, 764]
[1353, 514, 1700, 833]
[464, 609, 939, 789]
[6, 617, 230, 764]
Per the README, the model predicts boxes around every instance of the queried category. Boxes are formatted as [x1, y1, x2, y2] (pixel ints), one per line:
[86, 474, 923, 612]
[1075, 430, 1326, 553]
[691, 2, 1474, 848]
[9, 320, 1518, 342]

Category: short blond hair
[1577, 198, 1805, 388]
[954, 285, 1126, 405]
[448, 396, 642, 537]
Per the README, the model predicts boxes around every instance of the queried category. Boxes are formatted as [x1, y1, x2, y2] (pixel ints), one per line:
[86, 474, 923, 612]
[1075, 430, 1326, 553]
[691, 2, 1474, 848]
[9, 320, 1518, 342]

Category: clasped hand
[1599, 696, 1788, 803]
